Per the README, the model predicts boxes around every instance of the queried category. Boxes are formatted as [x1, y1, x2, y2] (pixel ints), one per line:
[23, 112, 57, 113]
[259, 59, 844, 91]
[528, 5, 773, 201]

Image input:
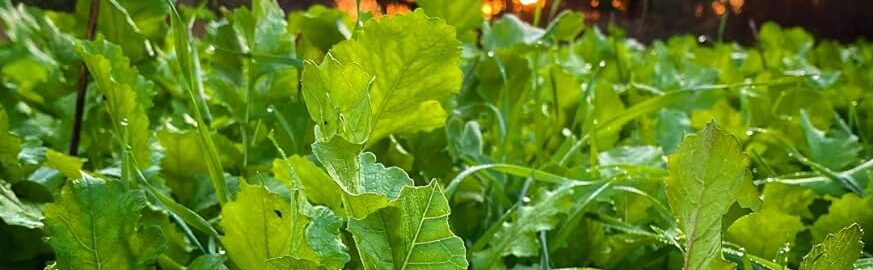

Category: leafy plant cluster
[1, 0, 873, 269]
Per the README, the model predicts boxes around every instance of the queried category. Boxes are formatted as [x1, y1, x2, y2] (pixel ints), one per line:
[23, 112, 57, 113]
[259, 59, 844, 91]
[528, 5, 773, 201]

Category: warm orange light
[589, 10, 601, 21]
[711, 1, 726, 16]
[611, 0, 627, 11]
[694, 3, 704, 17]
[729, 0, 744, 14]
[519, 0, 538, 6]
[335, 0, 381, 20]
[481, 0, 503, 19]
[591, 0, 599, 8]
[386, 3, 410, 15]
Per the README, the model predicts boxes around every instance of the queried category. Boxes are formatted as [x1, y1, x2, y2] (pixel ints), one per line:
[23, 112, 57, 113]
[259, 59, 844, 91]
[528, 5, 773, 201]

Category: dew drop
[120, 118, 129, 127]
[266, 107, 274, 113]
[598, 60, 607, 68]
[487, 51, 495, 57]
[745, 130, 754, 136]
[522, 196, 531, 203]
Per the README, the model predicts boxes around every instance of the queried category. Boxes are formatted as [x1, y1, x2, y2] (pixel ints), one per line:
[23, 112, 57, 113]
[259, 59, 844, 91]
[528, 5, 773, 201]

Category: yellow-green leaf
[331, 9, 461, 142]
[666, 123, 750, 270]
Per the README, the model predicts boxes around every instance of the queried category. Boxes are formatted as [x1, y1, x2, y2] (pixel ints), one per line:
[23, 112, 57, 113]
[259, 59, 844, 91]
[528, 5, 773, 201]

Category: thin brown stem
[69, 0, 100, 156]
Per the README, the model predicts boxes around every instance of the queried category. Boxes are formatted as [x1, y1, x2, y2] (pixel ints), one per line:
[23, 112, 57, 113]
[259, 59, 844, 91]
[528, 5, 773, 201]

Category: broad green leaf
[288, 5, 352, 52]
[666, 123, 749, 270]
[472, 183, 583, 269]
[45, 148, 84, 179]
[417, 0, 482, 42]
[141, 209, 190, 267]
[811, 194, 873, 246]
[0, 180, 42, 229]
[43, 174, 165, 269]
[348, 181, 468, 270]
[267, 256, 322, 270]
[76, 0, 170, 61]
[304, 205, 351, 269]
[220, 183, 349, 270]
[187, 254, 228, 270]
[736, 171, 762, 211]
[74, 38, 153, 169]
[726, 209, 805, 258]
[220, 183, 304, 270]
[655, 108, 691, 154]
[312, 137, 413, 219]
[331, 9, 462, 142]
[301, 55, 374, 144]
[481, 14, 544, 50]
[761, 182, 817, 218]
[800, 224, 864, 270]
[800, 111, 863, 171]
[543, 11, 585, 42]
[156, 130, 214, 210]
[0, 104, 22, 181]
[286, 155, 344, 215]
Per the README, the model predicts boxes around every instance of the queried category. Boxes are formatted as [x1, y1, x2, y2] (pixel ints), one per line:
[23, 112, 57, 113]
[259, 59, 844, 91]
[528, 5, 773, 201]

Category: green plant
[1, 0, 872, 269]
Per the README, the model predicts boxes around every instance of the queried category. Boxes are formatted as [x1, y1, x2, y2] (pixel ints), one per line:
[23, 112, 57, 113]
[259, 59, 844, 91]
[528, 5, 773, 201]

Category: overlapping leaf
[312, 137, 414, 219]
[348, 181, 467, 270]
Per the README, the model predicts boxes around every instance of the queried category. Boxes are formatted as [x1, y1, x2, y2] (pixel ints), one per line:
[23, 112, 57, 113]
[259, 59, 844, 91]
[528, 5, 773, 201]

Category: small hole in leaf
[274, 210, 282, 218]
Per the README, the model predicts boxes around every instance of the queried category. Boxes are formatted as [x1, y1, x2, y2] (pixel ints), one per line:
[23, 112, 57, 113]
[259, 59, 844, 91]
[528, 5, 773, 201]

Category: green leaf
[800, 110, 863, 171]
[156, 130, 215, 210]
[666, 123, 750, 270]
[331, 9, 462, 142]
[543, 11, 585, 42]
[165, 1, 229, 204]
[301, 55, 374, 144]
[266, 256, 322, 270]
[800, 224, 865, 270]
[811, 194, 873, 247]
[312, 137, 413, 219]
[348, 181, 468, 270]
[187, 254, 228, 270]
[472, 183, 582, 269]
[0, 104, 22, 182]
[481, 14, 544, 50]
[416, 0, 482, 42]
[761, 182, 817, 219]
[220, 183, 304, 270]
[304, 205, 351, 269]
[288, 5, 352, 52]
[45, 148, 84, 179]
[220, 183, 349, 270]
[43, 174, 165, 269]
[74, 38, 153, 169]
[286, 155, 344, 216]
[76, 0, 170, 61]
[726, 209, 805, 258]
[0, 180, 42, 229]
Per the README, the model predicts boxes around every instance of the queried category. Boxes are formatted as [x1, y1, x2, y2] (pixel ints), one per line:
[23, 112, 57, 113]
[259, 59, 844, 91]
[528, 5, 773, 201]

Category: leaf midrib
[399, 185, 437, 270]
